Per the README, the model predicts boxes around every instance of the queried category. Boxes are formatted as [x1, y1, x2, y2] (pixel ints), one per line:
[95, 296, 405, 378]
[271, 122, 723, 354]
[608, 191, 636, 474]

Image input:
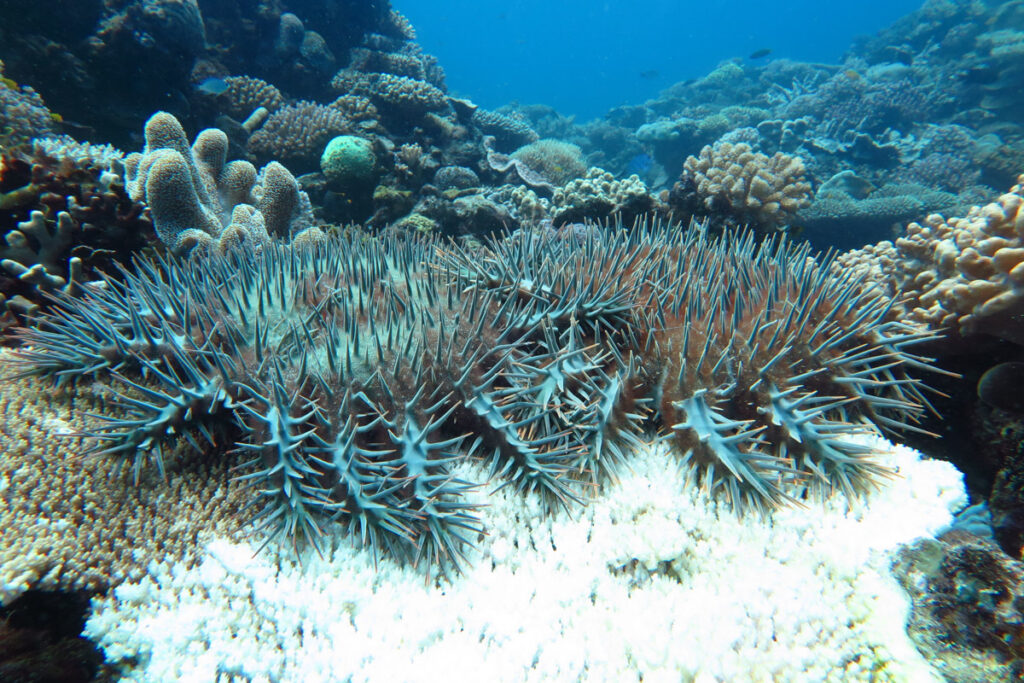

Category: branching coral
[248, 101, 351, 170]
[551, 168, 657, 225]
[675, 141, 812, 234]
[10, 221, 941, 575]
[837, 174, 1024, 346]
[0, 350, 244, 605]
[220, 76, 285, 118]
[126, 111, 311, 254]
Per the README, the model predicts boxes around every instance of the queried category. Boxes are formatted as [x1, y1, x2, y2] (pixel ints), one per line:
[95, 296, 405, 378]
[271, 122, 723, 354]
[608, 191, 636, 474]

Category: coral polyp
[10, 221, 942, 572]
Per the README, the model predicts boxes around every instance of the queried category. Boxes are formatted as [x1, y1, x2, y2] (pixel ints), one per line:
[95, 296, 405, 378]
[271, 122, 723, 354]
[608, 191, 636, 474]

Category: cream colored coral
[683, 142, 812, 230]
[553, 169, 649, 212]
[838, 174, 1024, 345]
[0, 350, 244, 605]
[222, 76, 284, 118]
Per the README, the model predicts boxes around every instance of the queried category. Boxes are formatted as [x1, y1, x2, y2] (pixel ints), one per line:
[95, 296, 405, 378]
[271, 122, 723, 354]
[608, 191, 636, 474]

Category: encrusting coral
[125, 111, 312, 254]
[8, 218, 943, 576]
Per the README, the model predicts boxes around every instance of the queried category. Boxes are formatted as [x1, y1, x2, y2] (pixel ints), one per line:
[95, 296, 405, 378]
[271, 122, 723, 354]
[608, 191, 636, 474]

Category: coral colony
[11, 212, 942, 574]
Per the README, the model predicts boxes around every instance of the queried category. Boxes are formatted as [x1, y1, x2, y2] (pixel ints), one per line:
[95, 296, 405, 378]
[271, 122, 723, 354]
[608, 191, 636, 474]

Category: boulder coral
[320, 135, 378, 190]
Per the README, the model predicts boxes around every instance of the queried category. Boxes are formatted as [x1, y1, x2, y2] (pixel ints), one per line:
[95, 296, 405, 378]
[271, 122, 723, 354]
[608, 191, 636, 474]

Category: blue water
[396, 0, 927, 120]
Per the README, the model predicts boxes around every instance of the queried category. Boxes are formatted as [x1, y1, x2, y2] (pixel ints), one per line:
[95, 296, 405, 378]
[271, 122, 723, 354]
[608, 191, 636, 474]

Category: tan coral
[837, 174, 1024, 346]
[682, 142, 812, 231]
[551, 168, 656, 225]
[372, 73, 448, 113]
[222, 76, 285, 119]
[0, 350, 246, 605]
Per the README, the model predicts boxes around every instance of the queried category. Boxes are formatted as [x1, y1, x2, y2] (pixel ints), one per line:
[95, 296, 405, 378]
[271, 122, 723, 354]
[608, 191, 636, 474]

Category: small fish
[1, 76, 18, 89]
[748, 48, 772, 60]
[978, 362, 1024, 413]
[639, 70, 660, 80]
[960, 64, 998, 85]
[626, 153, 653, 176]
[843, 69, 862, 81]
[196, 76, 229, 95]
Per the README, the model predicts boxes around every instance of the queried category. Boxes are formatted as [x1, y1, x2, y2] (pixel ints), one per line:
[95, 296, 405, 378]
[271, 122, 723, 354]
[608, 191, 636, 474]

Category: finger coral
[676, 141, 813, 234]
[837, 174, 1024, 346]
[126, 111, 310, 253]
[9, 221, 941, 575]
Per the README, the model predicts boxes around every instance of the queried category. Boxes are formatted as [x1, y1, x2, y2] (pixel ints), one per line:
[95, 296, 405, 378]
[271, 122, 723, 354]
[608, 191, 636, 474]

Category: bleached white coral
[85, 436, 963, 682]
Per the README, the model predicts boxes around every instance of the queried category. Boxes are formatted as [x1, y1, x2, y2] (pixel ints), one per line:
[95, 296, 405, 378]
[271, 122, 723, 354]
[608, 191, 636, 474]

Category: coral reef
[837, 174, 1024, 346]
[125, 111, 311, 254]
[10, 220, 942, 574]
[671, 141, 812, 234]
[893, 530, 1024, 682]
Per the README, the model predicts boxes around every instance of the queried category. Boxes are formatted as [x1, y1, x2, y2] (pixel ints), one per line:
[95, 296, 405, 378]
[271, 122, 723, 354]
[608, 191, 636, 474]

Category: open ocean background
[399, 0, 927, 119]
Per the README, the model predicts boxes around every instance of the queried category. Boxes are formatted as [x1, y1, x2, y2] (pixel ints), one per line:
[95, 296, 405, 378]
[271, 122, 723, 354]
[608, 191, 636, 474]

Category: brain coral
[10, 220, 941, 575]
[678, 142, 813, 233]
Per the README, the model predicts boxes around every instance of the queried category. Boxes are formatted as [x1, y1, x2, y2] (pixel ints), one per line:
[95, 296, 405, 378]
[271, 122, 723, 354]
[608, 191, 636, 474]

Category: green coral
[321, 135, 377, 190]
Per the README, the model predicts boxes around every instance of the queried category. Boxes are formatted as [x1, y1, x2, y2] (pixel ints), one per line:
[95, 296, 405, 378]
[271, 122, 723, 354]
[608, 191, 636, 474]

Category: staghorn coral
[837, 174, 1024, 347]
[675, 142, 812, 234]
[248, 101, 351, 171]
[0, 349, 244, 606]
[10, 220, 941, 576]
[126, 111, 311, 254]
